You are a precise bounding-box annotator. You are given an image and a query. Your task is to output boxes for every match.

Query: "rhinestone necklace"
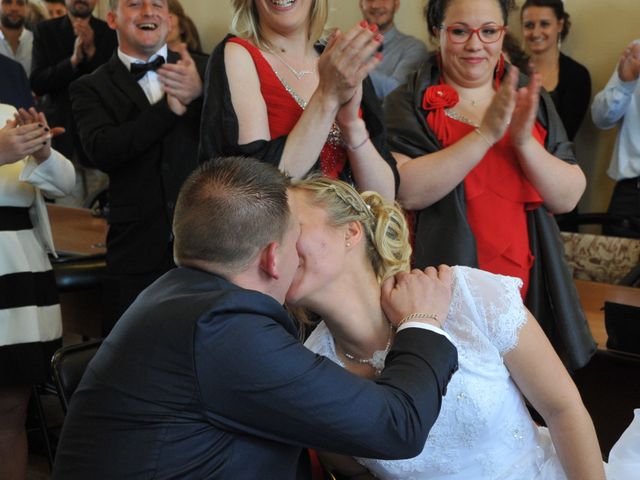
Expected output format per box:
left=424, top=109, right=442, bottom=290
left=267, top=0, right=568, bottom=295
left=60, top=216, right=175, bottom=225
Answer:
left=341, top=323, right=393, bottom=376
left=266, top=47, right=316, bottom=80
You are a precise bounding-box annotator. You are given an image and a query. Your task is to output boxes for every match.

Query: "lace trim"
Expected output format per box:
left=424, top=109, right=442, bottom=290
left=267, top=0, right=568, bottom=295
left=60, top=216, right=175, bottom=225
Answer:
left=453, top=266, right=527, bottom=355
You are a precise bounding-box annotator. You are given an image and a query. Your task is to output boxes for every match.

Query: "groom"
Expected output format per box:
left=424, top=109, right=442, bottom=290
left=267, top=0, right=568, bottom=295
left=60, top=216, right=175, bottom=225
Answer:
left=52, top=157, right=459, bottom=479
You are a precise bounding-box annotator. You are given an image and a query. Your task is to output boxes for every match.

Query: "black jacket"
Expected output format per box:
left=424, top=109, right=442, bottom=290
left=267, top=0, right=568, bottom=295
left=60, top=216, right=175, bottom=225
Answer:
left=53, top=267, right=458, bottom=479
left=30, top=15, right=117, bottom=160
left=69, top=50, right=208, bottom=275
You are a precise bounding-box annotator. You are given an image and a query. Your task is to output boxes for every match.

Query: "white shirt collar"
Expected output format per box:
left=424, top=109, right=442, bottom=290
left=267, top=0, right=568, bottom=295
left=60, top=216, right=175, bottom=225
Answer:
left=117, top=44, right=168, bottom=72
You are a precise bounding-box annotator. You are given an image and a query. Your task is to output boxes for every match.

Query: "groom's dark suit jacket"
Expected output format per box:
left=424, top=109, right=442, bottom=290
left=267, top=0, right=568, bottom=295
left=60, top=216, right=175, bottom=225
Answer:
left=69, top=50, right=207, bottom=276
left=52, top=267, right=459, bottom=479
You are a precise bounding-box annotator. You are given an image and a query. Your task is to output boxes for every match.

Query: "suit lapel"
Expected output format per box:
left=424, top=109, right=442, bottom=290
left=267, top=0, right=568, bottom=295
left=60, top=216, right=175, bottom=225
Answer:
left=107, top=53, right=151, bottom=111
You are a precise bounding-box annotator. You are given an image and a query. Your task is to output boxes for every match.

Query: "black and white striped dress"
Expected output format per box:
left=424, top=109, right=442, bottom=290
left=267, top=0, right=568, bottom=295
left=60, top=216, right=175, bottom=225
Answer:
left=0, top=118, right=75, bottom=385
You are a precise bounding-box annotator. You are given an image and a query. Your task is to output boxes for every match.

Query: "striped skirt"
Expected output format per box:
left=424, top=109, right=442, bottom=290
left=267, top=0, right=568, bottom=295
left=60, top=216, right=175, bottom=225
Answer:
left=0, top=206, right=62, bottom=386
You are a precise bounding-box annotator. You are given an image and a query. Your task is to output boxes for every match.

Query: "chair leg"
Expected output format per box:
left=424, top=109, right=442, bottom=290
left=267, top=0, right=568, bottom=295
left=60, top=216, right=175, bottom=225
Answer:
left=30, top=385, right=55, bottom=470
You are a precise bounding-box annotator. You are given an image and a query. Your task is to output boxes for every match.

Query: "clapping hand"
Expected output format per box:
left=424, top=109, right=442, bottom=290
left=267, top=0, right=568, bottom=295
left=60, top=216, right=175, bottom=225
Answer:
left=381, top=265, right=453, bottom=329
left=73, top=18, right=96, bottom=60
left=478, top=65, right=540, bottom=149
left=0, top=108, right=65, bottom=165
left=71, top=36, right=85, bottom=67
left=618, top=42, right=640, bottom=82
left=317, top=21, right=383, bottom=111
left=508, top=65, right=541, bottom=148
left=0, top=116, right=48, bottom=166
left=157, top=43, right=203, bottom=116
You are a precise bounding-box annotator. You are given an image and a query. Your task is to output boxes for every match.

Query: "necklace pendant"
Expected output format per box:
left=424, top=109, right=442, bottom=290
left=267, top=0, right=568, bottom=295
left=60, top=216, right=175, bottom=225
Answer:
left=370, top=350, right=387, bottom=373
left=293, top=70, right=313, bottom=80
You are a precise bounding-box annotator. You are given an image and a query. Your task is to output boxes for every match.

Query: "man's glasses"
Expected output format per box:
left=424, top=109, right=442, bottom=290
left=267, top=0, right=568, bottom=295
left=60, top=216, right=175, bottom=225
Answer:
left=441, top=24, right=507, bottom=44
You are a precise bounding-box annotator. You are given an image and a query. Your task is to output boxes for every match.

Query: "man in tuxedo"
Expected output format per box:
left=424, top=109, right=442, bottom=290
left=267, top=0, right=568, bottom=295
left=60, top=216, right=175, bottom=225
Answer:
left=30, top=0, right=117, bottom=205
left=69, top=0, right=206, bottom=333
left=52, top=156, right=459, bottom=479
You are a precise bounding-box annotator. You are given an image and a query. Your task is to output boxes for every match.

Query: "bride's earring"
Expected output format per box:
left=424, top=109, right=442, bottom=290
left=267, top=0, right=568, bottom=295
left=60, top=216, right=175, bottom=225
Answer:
left=557, top=33, right=562, bottom=51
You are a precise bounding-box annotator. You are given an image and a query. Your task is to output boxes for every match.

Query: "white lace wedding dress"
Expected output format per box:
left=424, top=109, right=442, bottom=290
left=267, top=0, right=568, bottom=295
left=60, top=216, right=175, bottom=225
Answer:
left=305, top=266, right=639, bottom=480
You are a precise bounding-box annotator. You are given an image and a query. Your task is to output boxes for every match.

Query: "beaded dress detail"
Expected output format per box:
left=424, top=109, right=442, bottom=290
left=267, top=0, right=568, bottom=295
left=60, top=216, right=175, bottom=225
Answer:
left=228, top=37, right=349, bottom=180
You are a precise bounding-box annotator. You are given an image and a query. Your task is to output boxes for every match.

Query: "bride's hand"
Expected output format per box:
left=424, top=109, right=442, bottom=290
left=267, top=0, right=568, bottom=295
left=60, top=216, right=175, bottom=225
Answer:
left=316, top=22, right=382, bottom=109
left=381, top=265, right=453, bottom=329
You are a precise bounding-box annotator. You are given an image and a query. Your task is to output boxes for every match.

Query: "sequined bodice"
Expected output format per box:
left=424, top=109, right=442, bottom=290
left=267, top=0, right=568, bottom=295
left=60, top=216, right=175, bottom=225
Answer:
left=304, top=266, right=567, bottom=480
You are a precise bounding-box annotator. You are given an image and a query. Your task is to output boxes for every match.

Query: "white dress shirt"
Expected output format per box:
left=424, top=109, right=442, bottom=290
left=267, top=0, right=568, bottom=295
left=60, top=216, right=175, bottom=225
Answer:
left=591, top=39, right=640, bottom=181
left=0, top=28, right=33, bottom=74
left=117, top=45, right=168, bottom=105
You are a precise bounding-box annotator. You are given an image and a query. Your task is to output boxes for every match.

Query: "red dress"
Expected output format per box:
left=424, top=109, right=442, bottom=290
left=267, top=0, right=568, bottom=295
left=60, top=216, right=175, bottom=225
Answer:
left=424, top=83, right=546, bottom=297
left=228, top=37, right=347, bottom=179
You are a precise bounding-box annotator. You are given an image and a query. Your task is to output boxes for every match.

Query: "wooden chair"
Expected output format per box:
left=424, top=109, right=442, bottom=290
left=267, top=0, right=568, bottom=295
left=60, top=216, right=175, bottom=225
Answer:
left=561, top=231, right=640, bottom=286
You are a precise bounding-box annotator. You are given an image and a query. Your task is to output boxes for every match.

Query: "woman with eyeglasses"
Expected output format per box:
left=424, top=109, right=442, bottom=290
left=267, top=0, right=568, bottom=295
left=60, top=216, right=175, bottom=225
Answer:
left=521, top=0, right=590, bottom=141
left=385, top=0, right=594, bottom=371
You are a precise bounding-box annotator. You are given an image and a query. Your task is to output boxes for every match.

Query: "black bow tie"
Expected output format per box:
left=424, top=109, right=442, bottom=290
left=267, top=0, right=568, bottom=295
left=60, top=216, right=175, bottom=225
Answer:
left=130, top=56, right=165, bottom=81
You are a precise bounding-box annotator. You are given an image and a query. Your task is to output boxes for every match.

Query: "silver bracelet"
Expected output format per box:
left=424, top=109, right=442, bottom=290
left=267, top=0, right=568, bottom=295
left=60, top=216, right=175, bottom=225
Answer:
left=345, top=130, right=370, bottom=151
left=397, top=312, right=439, bottom=328
left=474, top=128, right=494, bottom=147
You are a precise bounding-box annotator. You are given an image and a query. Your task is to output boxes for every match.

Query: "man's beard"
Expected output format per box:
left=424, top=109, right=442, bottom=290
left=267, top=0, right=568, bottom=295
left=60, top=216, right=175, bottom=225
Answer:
left=0, top=15, right=25, bottom=30
left=68, top=1, right=93, bottom=19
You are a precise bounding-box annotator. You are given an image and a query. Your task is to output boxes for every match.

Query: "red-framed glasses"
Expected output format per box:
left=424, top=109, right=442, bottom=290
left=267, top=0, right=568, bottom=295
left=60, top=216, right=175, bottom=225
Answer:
left=441, top=24, right=507, bottom=44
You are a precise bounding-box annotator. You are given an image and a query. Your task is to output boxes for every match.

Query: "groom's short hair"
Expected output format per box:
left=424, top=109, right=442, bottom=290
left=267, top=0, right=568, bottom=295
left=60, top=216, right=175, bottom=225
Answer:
left=172, top=156, right=291, bottom=273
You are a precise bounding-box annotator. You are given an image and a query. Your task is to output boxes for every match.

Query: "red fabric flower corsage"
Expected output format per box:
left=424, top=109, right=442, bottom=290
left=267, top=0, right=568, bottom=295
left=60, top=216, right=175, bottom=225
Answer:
left=422, top=84, right=459, bottom=111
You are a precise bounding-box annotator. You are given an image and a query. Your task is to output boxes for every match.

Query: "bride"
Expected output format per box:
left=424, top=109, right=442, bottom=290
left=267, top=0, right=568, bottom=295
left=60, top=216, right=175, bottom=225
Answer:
left=286, top=176, right=638, bottom=480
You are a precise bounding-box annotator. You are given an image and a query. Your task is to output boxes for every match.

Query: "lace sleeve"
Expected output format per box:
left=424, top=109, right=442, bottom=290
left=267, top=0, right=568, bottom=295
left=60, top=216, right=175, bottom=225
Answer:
left=457, top=266, right=528, bottom=355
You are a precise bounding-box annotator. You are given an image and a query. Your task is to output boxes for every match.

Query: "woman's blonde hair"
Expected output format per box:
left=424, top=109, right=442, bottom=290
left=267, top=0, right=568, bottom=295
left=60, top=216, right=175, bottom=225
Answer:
left=230, top=0, right=329, bottom=49
left=293, top=176, right=411, bottom=283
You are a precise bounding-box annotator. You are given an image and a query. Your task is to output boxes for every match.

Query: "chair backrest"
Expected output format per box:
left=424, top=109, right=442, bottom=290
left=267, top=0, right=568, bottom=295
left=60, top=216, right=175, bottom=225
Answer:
left=51, top=339, right=102, bottom=413
left=561, top=231, right=640, bottom=284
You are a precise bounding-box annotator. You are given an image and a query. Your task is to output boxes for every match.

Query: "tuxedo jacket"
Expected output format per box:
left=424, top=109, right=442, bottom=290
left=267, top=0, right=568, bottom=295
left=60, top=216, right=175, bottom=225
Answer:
left=30, top=15, right=117, bottom=159
left=52, top=267, right=459, bottom=479
left=69, top=51, right=208, bottom=275
left=0, top=54, right=34, bottom=109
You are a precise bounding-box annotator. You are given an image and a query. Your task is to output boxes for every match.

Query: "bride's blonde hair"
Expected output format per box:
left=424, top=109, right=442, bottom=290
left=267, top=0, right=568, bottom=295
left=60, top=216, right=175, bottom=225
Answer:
left=293, top=176, right=411, bottom=283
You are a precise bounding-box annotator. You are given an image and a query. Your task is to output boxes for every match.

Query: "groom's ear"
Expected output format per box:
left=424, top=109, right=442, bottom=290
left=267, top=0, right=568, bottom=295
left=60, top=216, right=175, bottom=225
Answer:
left=259, top=241, right=281, bottom=280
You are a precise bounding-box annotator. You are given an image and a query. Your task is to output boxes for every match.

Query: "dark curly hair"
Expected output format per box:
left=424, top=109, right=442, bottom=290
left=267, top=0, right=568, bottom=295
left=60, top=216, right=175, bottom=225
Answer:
left=520, top=0, right=571, bottom=40
left=425, top=0, right=517, bottom=38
